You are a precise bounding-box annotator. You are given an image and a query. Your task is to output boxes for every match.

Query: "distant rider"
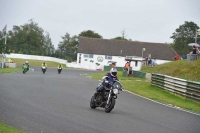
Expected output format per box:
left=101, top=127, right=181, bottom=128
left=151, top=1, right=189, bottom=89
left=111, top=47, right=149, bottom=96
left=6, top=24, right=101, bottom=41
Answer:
left=58, top=63, right=63, bottom=69
left=41, top=62, right=47, bottom=69
left=24, top=61, right=29, bottom=70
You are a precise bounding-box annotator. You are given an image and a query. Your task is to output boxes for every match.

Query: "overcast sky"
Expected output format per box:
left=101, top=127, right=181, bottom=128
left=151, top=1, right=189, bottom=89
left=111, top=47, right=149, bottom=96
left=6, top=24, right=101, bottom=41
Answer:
left=0, top=0, right=200, bottom=48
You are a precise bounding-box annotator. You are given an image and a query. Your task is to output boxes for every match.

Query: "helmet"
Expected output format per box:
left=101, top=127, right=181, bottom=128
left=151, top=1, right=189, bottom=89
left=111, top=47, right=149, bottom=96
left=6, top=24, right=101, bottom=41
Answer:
left=26, top=61, right=28, bottom=63
left=110, top=68, right=117, bottom=77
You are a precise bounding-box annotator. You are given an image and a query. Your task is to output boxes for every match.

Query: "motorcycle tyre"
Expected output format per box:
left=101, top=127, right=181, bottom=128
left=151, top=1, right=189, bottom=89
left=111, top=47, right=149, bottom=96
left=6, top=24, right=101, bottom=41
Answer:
left=105, top=97, right=115, bottom=113
left=90, top=96, right=96, bottom=109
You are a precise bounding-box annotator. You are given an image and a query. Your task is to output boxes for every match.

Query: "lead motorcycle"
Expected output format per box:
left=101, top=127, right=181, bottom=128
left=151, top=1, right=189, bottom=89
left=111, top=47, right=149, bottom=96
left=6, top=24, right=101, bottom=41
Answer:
left=90, top=77, right=123, bottom=113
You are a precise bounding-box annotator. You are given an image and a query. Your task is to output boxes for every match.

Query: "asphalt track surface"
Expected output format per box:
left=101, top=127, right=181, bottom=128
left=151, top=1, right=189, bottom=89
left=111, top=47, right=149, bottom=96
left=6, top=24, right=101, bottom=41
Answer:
left=0, top=67, right=200, bottom=133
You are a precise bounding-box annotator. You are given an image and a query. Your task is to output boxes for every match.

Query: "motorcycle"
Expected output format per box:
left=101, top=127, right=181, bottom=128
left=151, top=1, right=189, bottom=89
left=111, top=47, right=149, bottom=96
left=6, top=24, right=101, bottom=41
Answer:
left=58, top=67, right=62, bottom=74
left=22, top=64, right=29, bottom=74
left=41, top=66, right=47, bottom=74
left=90, top=77, right=123, bottom=113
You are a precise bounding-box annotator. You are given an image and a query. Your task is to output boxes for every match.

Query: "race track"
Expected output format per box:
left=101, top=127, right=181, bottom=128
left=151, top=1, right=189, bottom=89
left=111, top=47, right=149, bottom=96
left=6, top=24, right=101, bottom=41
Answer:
left=0, top=67, right=199, bottom=133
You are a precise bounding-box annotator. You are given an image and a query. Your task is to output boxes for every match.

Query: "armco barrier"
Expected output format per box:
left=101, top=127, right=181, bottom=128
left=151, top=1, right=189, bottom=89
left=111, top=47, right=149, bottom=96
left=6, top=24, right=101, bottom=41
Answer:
left=104, top=66, right=124, bottom=71
left=5, top=53, right=67, bottom=64
left=122, top=69, right=128, bottom=77
left=151, top=73, right=200, bottom=101
left=132, top=70, right=146, bottom=78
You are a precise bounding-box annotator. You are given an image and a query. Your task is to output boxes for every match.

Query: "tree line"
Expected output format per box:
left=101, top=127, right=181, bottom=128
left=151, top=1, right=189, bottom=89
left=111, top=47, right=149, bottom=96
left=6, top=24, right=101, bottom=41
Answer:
left=0, top=20, right=199, bottom=61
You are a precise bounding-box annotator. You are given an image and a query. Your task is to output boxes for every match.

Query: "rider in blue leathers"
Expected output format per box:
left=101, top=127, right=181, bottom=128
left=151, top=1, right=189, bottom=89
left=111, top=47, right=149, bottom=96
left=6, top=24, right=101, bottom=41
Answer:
left=97, top=68, right=118, bottom=92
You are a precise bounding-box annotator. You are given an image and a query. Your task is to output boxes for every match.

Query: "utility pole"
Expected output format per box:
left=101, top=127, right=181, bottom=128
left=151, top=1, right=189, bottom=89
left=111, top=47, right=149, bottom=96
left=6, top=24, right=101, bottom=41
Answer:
left=195, top=29, right=200, bottom=43
left=121, top=29, right=127, bottom=40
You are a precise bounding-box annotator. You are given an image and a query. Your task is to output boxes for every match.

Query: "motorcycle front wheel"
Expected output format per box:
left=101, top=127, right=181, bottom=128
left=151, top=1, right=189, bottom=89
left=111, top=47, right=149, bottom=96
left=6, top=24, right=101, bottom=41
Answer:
left=90, top=96, right=96, bottom=109
left=105, top=97, right=115, bottom=113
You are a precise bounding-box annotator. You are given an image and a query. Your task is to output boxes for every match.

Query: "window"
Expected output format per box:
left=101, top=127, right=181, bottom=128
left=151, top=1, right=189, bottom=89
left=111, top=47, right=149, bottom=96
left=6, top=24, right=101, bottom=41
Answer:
left=105, top=55, right=112, bottom=60
left=84, top=54, right=93, bottom=58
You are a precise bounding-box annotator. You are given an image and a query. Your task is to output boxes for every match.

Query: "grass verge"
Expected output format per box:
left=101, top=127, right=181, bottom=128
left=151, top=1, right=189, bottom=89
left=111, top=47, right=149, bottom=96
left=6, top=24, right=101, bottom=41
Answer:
left=0, top=122, right=23, bottom=133
left=141, top=59, right=200, bottom=82
left=86, top=71, right=200, bottom=113
left=0, top=68, right=21, bottom=74
left=11, top=58, right=66, bottom=68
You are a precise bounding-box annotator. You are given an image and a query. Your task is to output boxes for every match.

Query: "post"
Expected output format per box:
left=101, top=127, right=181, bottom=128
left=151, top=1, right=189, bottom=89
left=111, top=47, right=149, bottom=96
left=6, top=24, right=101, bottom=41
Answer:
left=195, top=29, right=197, bottom=43
left=142, top=48, right=145, bottom=58
left=5, top=33, right=7, bottom=44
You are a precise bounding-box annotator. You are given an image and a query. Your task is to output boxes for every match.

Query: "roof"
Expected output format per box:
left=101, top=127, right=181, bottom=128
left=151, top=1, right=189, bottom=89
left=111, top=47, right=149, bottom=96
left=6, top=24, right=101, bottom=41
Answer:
left=78, top=37, right=178, bottom=61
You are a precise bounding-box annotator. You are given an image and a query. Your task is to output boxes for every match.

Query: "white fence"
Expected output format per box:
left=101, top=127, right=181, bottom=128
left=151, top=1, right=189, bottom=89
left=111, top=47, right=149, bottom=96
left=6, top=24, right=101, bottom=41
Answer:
left=5, top=53, right=67, bottom=64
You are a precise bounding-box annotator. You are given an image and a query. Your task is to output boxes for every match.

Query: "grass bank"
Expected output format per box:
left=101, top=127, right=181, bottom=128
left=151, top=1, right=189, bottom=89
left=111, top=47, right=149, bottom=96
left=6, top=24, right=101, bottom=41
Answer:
left=141, top=59, right=200, bottom=82
left=11, top=58, right=66, bottom=68
left=0, top=68, right=21, bottom=74
left=86, top=71, right=200, bottom=113
left=0, top=122, right=23, bottom=133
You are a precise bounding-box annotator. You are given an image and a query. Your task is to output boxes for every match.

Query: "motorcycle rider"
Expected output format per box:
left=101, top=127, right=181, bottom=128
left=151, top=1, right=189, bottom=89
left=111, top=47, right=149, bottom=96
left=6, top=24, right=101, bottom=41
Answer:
left=41, top=62, right=47, bottom=69
left=96, top=68, right=118, bottom=93
left=58, top=63, right=63, bottom=69
left=58, top=63, right=63, bottom=73
left=23, top=61, right=29, bottom=70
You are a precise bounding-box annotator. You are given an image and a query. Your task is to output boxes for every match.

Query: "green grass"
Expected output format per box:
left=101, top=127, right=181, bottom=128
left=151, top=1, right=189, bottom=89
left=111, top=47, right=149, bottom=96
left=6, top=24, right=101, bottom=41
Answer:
left=11, top=58, right=66, bottom=68
left=0, top=68, right=21, bottom=74
left=0, top=122, right=23, bottom=133
left=141, top=59, right=200, bottom=82
left=86, top=71, right=200, bottom=113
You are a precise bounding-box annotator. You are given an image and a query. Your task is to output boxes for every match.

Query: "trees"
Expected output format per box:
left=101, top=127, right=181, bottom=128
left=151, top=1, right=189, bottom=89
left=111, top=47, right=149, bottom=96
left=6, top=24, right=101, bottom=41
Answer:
left=171, top=21, right=199, bottom=55
left=5, top=20, right=55, bottom=56
left=57, top=33, right=78, bottom=61
left=44, top=32, right=55, bottom=56
left=79, top=30, right=103, bottom=38
left=113, top=36, right=128, bottom=40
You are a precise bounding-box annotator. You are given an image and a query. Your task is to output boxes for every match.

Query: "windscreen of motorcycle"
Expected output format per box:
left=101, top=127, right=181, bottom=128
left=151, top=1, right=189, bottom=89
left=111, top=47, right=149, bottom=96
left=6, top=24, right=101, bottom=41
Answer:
left=112, top=81, right=122, bottom=90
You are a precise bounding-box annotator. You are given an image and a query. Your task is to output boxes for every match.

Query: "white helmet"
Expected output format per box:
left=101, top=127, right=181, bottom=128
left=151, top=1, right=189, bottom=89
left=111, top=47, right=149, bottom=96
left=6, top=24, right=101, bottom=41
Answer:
left=26, top=61, right=28, bottom=63
left=110, top=68, right=117, bottom=77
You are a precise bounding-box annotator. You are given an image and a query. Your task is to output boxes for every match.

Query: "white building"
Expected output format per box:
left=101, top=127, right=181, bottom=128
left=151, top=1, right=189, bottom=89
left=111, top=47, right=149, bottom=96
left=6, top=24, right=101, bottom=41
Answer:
left=76, top=37, right=178, bottom=71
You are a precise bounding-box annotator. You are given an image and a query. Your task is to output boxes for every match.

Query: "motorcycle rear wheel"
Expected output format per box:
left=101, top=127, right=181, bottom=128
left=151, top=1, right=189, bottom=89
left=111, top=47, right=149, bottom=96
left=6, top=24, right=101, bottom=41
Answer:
left=105, top=97, right=115, bottom=113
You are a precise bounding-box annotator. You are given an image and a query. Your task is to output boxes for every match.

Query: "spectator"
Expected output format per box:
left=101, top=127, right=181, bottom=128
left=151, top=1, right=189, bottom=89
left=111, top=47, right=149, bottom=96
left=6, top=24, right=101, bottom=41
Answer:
left=145, top=57, right=148, bottom=66
left=174, top=55, right=179, bottom=61
left=148, top=57, right=152, bottom=66
left=124, top=61, right=130, bottom=71
left=10, top=58, right=13, bottom=63
left=190, top=45, right=200, bottom=54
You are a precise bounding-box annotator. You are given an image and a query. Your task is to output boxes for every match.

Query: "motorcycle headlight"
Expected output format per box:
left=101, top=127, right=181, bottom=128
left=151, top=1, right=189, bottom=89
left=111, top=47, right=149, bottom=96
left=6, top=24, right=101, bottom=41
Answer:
left=113, top=89, right=119, bottom=95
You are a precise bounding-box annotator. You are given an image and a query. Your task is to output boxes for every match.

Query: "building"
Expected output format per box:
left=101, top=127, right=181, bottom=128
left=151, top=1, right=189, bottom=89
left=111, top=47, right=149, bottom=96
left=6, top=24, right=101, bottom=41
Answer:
left=77, top=37, right=178, bottom=71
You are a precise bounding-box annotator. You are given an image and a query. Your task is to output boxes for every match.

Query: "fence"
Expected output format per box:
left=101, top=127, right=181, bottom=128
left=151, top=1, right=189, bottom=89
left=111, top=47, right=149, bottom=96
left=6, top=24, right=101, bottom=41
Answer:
left=5, top=53, right=67, bottom=64
left=187, top=54, right=199, bottom=61
left=104, top=66, right=124, bottom=71
left=151, top=73, right=200, bottom=101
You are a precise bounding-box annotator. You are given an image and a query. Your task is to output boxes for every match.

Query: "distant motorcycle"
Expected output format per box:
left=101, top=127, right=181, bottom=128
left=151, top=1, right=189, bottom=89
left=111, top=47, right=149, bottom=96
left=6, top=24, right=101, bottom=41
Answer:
left=90, top=78, right=123, bottom=113
left=58, top=67, right=62, bottom=74
left=41, top=66, right=47, bottom=74
left=22, top=64, right=29, bottom=74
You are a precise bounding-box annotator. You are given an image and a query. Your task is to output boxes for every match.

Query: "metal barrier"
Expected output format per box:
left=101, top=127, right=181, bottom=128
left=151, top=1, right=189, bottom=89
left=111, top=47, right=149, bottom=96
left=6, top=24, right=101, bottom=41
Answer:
left=132, top=70, right=146, bottom=78
left=122, top=69, right=128, bottom=77
left=187, top=54, right=199, bottom=61
left=151, top=73, right=200, bottom=101
left=104, top=66, right=124, bottom=71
